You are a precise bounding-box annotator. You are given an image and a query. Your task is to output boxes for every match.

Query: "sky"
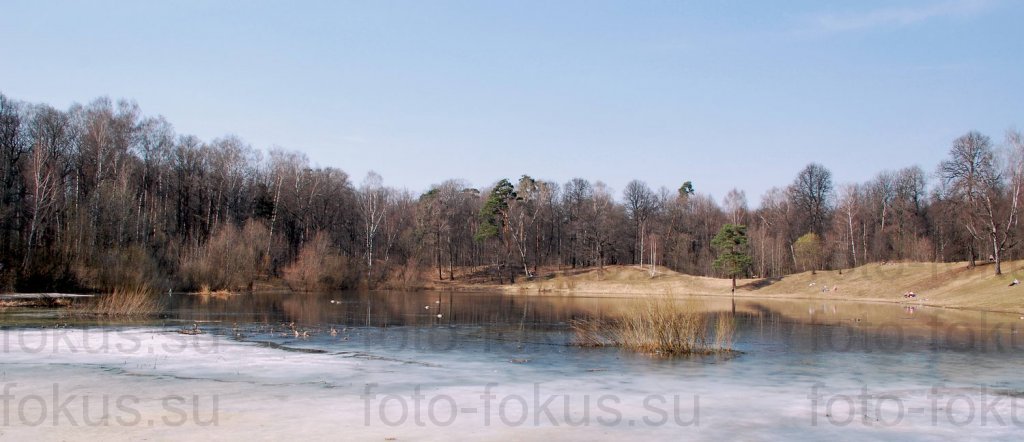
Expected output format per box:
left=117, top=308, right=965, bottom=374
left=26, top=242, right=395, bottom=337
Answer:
left=1, top=0, right=1022, bottom=205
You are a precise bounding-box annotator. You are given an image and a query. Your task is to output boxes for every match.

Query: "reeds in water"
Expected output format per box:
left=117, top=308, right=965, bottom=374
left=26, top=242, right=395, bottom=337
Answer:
left=196, top=284, right=234, bottom=299
left=77, top=284, right=163, bottom=316
left=572, top=297, right=735, bottom=356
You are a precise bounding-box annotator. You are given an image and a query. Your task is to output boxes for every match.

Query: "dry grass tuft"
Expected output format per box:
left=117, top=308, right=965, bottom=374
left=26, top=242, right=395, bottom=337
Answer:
left=714, top=312, right=735, bottom=350
left=569, top=318, right=617, bottom=347
left=1, top=297, right=73, bottom=309
left=77, top=284, right=163, bottom=316
left=561, top=276, right=578, bottom=290
left=571, top=297, right=735, bottom=356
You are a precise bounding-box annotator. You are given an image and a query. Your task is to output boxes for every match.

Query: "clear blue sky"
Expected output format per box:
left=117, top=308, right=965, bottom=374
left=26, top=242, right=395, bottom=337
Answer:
left=2, top=0, right=1021, bottom=204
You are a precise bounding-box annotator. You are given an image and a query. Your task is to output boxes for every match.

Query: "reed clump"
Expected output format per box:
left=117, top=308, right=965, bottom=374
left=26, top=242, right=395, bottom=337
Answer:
left=571, top=297, right=735, bottom=356
left=196, top=284, right=234, bottom=299
left=77, top=284, right=163, bottom=316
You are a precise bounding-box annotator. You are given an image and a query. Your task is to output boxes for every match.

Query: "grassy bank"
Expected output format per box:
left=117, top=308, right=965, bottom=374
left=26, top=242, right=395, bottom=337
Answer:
left=436, top=261, right=1024, bottom=314
left=7, top=261, right=1021, bottom=315
left=747, top=261, right=1024, bottom=313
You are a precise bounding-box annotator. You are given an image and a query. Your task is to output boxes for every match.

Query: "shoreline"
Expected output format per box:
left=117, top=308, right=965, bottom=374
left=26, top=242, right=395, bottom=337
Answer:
left=430, top=284, right=1018, bottom=315
left=5, top=261, right=1023, bottom=315
left=417, top=261, right=1024, bottom=315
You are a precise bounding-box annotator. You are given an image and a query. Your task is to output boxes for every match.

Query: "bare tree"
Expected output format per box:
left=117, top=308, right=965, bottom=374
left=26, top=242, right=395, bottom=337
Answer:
left=22, top=141, right=59, bottom=269
left=835, top=184, right=862, bottom=268
left=790, top=163, right=834, bottom=237
left=508, top=175, right=549, bottom=277
left=585, top=182, right=619, bottom=274
left=722, top=188, right=748, bottom=225
left=0, top=95, right=26, bottom=259
left=562, top=178, right=592, bottom=268
left=751, top=187, right=793, bottom=277
left=940, top=133, right=992, bottom=267
left=623, top=179, right=657, bottom=268
left=939, top=131, right=1020, bottom=275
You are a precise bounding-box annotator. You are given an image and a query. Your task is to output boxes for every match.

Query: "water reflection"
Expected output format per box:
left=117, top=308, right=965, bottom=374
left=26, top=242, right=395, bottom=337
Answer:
left=170, top=291, right=583, bottom=328
left=2, top=291, right=1022, bottom=356
left=156, top=291, right=1024, bottom=355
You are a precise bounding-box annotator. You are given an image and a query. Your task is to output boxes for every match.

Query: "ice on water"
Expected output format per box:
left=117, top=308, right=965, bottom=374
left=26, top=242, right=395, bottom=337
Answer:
left=2, top=297, right=1023, bottom=440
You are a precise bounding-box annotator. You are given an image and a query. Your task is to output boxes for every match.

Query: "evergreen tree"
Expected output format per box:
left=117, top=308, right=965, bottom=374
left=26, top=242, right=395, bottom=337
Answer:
left=712, top=223, right=753, bottom=294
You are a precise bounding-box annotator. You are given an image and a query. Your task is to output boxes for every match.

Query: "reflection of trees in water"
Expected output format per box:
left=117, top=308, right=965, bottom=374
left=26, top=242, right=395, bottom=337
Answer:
left=740, top=300, right=1023, bottom=353
left=165, top=292, right=1023, bottom=353
left=168, top=291, right=641, bottom=328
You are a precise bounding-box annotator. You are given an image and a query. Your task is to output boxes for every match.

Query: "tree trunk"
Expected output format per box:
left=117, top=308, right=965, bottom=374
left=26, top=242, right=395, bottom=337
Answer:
left=847, top=209, right=857, bottom=268
left=436, top=228, right=442, bottom=280
left=447, top=240, right=455, bottom=281
left=266, top=176, right=282, bottom=268
left=23, top=205, right=40, bottom=270
left=992, top=232, right=1002, bottom=275
left=638, top=222, right=644, bottom=268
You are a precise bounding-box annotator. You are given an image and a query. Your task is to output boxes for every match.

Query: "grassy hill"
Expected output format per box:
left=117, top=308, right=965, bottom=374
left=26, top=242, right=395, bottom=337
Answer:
left=467, top=261, right=1024, bottom=314
left=507, top=265, right=734, bottom=296
left=749, top=260, right=1024, bottom=313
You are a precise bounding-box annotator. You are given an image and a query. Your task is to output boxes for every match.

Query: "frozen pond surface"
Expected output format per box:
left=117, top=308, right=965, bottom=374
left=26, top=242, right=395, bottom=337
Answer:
left=2, top=291, right=1024, bottom=440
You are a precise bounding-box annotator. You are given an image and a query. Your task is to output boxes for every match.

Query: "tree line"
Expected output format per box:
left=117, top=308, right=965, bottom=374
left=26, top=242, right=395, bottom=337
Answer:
left=0, top=93, right=1021, bottom=292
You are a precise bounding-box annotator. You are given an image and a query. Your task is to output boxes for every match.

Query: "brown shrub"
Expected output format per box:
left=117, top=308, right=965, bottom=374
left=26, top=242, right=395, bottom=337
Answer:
left=379, top=260, right=426, bottom=290
left=179, top=220, right=269, bottom=291
left=282, top=231, right=349, bottom=292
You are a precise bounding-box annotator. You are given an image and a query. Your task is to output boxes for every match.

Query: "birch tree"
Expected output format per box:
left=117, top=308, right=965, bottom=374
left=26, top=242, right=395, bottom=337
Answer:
left=358, top=171, right=389, bottom=275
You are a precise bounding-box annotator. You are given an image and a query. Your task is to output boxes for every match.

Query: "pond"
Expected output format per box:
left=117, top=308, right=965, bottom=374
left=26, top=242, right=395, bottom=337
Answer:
left=2, top=291, right=1023, bottom=440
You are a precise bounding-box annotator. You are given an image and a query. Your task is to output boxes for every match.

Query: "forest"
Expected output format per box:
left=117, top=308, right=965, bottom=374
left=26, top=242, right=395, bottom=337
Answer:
left=0, top=92, right=1021, bottom=292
